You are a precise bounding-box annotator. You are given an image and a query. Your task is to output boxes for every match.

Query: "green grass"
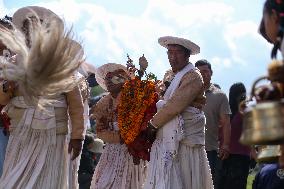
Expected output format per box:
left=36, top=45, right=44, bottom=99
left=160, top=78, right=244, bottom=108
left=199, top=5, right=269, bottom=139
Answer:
left=247, top=174, right=255, bottom=189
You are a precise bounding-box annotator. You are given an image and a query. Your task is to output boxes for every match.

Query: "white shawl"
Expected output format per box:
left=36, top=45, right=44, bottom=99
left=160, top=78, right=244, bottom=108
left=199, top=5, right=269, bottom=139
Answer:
left=156, top=63, right=195, bottom=164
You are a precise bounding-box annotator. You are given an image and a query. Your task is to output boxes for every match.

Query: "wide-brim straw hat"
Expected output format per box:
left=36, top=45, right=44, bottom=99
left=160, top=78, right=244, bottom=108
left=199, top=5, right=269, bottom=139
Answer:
left=89, top=138, right=104, bottom=154
left=158, top=36, right=200, bottom=55
left=95, top=63, right=127, bottom=91
left=12, top=6, right=63, bottom=30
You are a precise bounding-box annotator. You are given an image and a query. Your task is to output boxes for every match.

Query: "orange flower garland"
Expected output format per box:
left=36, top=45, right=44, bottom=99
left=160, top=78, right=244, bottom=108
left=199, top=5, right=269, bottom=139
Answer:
left=118, top=77, right=158, bottom=144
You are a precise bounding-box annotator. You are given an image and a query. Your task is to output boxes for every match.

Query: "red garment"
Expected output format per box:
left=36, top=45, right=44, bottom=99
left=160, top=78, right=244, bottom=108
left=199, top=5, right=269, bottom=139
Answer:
left=0, top=105, right=10, bottom=131
left=229, top=112, right=250, bottom=156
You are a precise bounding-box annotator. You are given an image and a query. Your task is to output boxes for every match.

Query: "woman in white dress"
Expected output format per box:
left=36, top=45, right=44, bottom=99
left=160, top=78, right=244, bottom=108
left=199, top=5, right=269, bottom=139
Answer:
left=90, top=63, right=146, bottom=189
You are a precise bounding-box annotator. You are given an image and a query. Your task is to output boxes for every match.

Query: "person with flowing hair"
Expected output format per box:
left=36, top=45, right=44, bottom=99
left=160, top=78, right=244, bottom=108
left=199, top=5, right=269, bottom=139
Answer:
left=0, top=6, right=85, bottom=188
left=218, top=82, right=252, bottom=189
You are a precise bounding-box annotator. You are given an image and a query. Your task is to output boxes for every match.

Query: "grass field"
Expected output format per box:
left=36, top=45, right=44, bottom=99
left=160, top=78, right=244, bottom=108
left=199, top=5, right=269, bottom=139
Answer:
left=247, top=174, right=255, bottom=189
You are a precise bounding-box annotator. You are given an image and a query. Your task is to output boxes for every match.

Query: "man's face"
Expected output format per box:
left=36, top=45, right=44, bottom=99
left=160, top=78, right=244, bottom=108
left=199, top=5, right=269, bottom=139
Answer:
left=196, top=65, right=212, bottom=86
left=105, top=69, right=128, bottom=94
left=167, top=44, right=189, bottom=73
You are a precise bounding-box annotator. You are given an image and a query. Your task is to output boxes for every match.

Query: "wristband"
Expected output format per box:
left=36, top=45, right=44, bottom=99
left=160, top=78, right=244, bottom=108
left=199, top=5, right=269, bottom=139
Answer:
left=149, top=120, right=158, bottom=129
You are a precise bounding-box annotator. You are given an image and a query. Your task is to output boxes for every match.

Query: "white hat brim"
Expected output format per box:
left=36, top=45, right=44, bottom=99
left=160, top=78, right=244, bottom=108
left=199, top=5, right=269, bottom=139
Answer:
left=89, top=138, right=104, bottom=153
left=12, top=6, right=63, bottom=30
left=158, top=36, right=200, bottom=55
left=95, top=63, right=127, bottom=91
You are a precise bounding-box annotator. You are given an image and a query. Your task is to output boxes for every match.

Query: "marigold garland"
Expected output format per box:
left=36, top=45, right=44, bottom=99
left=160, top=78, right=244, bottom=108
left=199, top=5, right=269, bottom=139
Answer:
left=117, top=77, right=158, bottom=145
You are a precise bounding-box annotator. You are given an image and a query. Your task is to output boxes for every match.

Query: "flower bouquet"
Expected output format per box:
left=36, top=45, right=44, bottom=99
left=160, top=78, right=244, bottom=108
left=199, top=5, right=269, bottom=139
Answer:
left=117, top=54, right=158, bottom=164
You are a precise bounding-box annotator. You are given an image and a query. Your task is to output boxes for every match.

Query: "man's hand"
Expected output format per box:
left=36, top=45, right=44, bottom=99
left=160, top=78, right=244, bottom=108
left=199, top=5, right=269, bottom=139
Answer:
left=219, top=114, right=231, bottom=160
left=155, top=80, right=165, bottom=94
left=219, top=144, right=230, bottom=160
left=68, top=139, right=83, bottom=160
left=144, top=122, right=158, bottom=143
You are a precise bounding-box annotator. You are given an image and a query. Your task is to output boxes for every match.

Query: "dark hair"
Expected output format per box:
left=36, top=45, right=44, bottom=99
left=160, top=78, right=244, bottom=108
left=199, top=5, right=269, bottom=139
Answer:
left=263, top=0, right=284, bottom=58
left=0, top=15, right=12, bottom=29
left=229, top=82, right=246, bottom=119
left=213, top=83, right=221, bottom=89
left=183, top=47, right=191, bottom=56
left=259, top=18, right=273, bottom=43
left=195, top=59, right=213, bottom=74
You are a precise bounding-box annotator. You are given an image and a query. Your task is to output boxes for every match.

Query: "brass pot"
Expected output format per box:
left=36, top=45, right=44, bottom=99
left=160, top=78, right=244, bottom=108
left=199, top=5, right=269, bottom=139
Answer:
left=240, top=101, right=284, bottom=145
left=240, top=76, right=284, bottom=145
left=257, top=145, right=281, bottom=163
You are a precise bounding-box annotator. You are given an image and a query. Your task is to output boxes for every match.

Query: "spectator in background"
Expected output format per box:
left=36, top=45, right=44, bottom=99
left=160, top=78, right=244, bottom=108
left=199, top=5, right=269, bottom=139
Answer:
left=195, top=59, right=231, bottom=188
left=90, top=138, right=104, bottom=168
left=78, top=134, right=103, bottom=189
left=218, top=82, right=252, bottom=189
left=253, top=163, right=284, bottom=189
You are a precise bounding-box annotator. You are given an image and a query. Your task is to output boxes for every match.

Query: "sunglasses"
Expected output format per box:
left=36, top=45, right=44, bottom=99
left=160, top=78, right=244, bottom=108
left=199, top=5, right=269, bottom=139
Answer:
left=105, top=74, right=128, bottom=85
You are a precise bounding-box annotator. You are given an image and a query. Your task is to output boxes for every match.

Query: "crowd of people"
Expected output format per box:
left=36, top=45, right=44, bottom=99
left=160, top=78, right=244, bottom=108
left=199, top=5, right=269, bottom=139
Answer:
left=0, top=0, right=284, bottom=189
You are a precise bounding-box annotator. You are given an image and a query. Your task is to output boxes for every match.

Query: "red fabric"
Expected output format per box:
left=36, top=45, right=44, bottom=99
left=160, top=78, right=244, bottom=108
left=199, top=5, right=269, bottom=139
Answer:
left=229, top=112, right=250, bottom=156
left=126, top=95, right=158, bottom=164
left=0, top=105, right=10, bottom=131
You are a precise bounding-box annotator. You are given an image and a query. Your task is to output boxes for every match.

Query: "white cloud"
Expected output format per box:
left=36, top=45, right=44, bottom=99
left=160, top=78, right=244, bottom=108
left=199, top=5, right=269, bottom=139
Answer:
left=145, top=0, right=234, bottom=28
left=1, top=0, right=268, bottom=83
left=211, top=57, right=232, bottom=69
left=75, top=0, right=238, bottom=77
left=223, top=20, right=270, bottom=65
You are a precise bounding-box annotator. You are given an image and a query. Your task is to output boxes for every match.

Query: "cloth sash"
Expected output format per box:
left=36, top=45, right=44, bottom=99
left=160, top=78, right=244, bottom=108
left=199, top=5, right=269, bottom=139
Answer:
left=145, top=64, right=207, bottom=189
left=6, top=96, right=67, bottom=131
left=156, top=63, right=204, bottom=163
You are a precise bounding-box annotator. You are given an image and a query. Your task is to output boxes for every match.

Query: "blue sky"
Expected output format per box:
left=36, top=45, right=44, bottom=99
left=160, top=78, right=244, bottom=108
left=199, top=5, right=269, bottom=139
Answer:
left=0, top=0, right=273, bottom=95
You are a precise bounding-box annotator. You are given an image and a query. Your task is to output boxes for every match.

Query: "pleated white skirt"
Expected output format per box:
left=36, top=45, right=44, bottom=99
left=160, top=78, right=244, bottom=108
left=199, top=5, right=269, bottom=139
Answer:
left=0, top=128, right=69, bottom=189
left=91, top=143, right=147, bottom=189
left=144, top=141, right=213, bottom=189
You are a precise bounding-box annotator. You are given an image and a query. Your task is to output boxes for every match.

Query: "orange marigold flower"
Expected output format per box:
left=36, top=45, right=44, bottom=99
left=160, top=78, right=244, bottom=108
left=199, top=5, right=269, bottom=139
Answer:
left=118, top=78, right=158, bottom=144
